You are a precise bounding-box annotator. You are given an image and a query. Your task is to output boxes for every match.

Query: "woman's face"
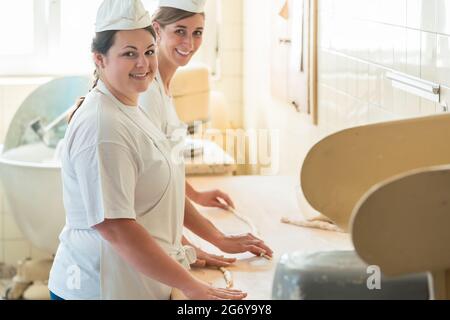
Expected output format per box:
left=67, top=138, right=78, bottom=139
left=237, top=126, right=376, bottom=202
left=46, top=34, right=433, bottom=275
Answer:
left=95, top=29, right=157, bottom=105
left=155, top=13, right=205, bottom=68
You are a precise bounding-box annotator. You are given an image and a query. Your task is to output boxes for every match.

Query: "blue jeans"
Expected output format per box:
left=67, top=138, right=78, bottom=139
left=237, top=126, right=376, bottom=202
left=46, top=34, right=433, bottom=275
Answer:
left=49, top=291, right=64, bottom=300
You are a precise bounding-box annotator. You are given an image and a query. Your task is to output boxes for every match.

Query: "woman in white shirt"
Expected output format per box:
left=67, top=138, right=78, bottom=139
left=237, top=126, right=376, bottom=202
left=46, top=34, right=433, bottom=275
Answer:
left=140, top=0, right=273, bottom=269
left=141, top=1, right=235, bottom=213
left=48, top=0, right=249, bottom=300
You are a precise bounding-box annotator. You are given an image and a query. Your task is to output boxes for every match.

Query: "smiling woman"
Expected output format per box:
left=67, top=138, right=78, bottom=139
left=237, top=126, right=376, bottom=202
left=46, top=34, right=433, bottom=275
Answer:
left=67, top=26, right=157, bottom=123
left=93, top=29, right=158, bottom=105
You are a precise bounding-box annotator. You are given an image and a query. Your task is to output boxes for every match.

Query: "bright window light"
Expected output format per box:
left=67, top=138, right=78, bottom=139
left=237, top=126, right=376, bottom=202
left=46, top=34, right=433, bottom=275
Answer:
left=57, top=0, right=104, bottom=74
left=0, top=0, right=218, bottom=76
left=0, top=0, right=34, bottom=55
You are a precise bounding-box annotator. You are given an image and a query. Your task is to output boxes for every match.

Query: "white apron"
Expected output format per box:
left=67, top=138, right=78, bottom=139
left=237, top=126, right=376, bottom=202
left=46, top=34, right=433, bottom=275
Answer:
left=96, top=85, right=195, bottom=300
left=140, top=70, right=189, bottom=140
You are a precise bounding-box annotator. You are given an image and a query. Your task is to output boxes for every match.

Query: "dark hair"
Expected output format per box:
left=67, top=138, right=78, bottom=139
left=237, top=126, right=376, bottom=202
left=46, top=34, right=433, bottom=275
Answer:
left=68, top=25, right=157, bottom=123
left=152, top=7, right=204, bottom=27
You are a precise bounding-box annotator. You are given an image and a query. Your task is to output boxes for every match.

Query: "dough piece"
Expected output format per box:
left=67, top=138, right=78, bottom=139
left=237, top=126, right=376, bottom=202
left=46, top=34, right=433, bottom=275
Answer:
left=308, top=213, right=334, bottom=224
left=227, top=206, right=259, bottom=236
left=281, top=217, right=343, bottom=232
left=259, top=252, right=272, bottom=260
left=219, top=267, right=233, bottom=288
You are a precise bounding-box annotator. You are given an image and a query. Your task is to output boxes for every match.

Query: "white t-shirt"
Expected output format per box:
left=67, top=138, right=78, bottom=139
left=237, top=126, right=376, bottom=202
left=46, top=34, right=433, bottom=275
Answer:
left=139, top=71, right=188, bottom=140
left=48, top=80, right=188, bottom=300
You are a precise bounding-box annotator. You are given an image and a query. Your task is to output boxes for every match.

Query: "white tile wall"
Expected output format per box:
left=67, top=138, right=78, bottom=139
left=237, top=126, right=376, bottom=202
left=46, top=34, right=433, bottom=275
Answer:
left=421, top=32, right=438, bottom=82
left=243, top=0, right=449, bottom=177
left=317, top=0, right=447, bottom=130
left=406, top=29, right=421, bottom=77
left=210, top=0, right=243, bottom=128
left=421, top=98, right=438, bottom=114
left=243, top=0, right=450, bottom=183
left=407, top=0, right=423, bottom=29
left=368, top=65, right=382, bottom=106
left=368, top=104, right=399, bottom=123
left=436, top=0, right=450, bottom=34
left=220, top=51, right=243, bottom=77
left=221, top=0, right=243, bottom=25
left=436, top=34, right=450, bottom=87
left=0, top=89, right=3, bottom=143
left=407, top=0, right=437, bottom=32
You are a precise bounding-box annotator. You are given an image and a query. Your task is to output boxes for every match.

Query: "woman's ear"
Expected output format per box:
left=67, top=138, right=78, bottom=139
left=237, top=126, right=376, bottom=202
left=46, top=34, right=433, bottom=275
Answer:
left=93, top=52, right=105, bottom=69
left=152, top=22, right=162, bottom=44
left=152, top=21, right=161, bottom=35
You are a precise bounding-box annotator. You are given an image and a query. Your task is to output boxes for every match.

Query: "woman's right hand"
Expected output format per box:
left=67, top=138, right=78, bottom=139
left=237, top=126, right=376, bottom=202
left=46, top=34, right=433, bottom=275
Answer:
left=181, top=279, right=247, bottom=300
left=190, top=247, right=237, bottom=268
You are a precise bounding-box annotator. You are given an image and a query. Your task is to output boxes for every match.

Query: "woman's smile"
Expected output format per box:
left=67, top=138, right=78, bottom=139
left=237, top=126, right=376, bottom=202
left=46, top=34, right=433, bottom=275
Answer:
left=175, top=48, right=192, bottom=57
left=129, top=71, right=151, bottom=80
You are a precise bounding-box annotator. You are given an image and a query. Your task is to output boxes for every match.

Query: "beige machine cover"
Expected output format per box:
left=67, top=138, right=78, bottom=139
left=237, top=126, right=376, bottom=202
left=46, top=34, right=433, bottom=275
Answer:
left=171, top=64, right=210, bottom=124
left=301, top=113, right=450, bottom=231
left=300, top=113, right=450, bottom=299
left=351, top=165, right=450, bottom=299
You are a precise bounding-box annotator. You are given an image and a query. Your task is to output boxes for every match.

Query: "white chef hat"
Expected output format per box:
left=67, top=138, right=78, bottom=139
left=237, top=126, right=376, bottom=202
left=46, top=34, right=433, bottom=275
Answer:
left=95, top=0, right=152, bottom=32
left=158, top=0, right=206, bottom=13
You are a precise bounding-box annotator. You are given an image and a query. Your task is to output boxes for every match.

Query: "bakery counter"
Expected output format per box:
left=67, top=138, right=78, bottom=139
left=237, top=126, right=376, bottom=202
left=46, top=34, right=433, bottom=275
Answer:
left=179, top=175, right=352, bottom=299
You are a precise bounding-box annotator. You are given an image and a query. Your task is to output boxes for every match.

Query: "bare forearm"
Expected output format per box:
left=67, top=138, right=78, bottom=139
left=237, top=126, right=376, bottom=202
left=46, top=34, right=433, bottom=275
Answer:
left=185, top=181, right=198, bottom=201
left=184, top=197, right=225, bottom=245
left=95, top=219, right=194, bottom=291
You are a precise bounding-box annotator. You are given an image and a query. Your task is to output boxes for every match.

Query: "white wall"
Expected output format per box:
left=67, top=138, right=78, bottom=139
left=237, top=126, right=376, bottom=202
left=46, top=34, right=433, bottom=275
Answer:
left=242, top=0, right=448, bottom=178
left=243, top=0, right=323, bottom=176
left=212, top=0, right=244, bottom=128
left=318, top=0, right=448, bottom=132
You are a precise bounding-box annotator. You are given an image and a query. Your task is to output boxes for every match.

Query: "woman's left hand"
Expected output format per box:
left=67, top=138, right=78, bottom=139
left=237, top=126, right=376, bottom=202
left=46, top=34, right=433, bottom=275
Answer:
left=193, top=189, right=235, bottom=210
left=217, top=233, right=273, bottom=258
left=190, top=247, right=237, bottom=268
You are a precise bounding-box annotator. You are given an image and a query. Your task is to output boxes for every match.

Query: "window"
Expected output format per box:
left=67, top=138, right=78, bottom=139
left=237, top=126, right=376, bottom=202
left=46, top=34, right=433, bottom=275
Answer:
left=0, top=0, right=48, bottom=75
left=0, top=0, right=35, bottom=55
left=0, top=0, right=220, bottom=77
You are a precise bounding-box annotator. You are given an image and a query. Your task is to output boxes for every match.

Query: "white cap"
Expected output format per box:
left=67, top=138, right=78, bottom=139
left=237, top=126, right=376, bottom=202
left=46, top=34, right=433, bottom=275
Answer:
left=158, top=0, right=206, bottom=13
left=95, top=0, right=152, bottom=32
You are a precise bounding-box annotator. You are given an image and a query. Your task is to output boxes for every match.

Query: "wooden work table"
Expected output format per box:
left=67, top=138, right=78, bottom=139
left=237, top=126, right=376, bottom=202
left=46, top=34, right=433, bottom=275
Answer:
left=183, top=175, right=353, bottom=300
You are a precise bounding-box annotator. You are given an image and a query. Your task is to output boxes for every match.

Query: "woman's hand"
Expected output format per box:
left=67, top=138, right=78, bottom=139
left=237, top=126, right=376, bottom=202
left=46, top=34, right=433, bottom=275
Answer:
left=181, top=279, right=247, bottom=300
left=191, top=189, right=235, bottom=210
left=217, top=233, right=274, bottom=258
left=190, top=247, right=237, bottom=268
